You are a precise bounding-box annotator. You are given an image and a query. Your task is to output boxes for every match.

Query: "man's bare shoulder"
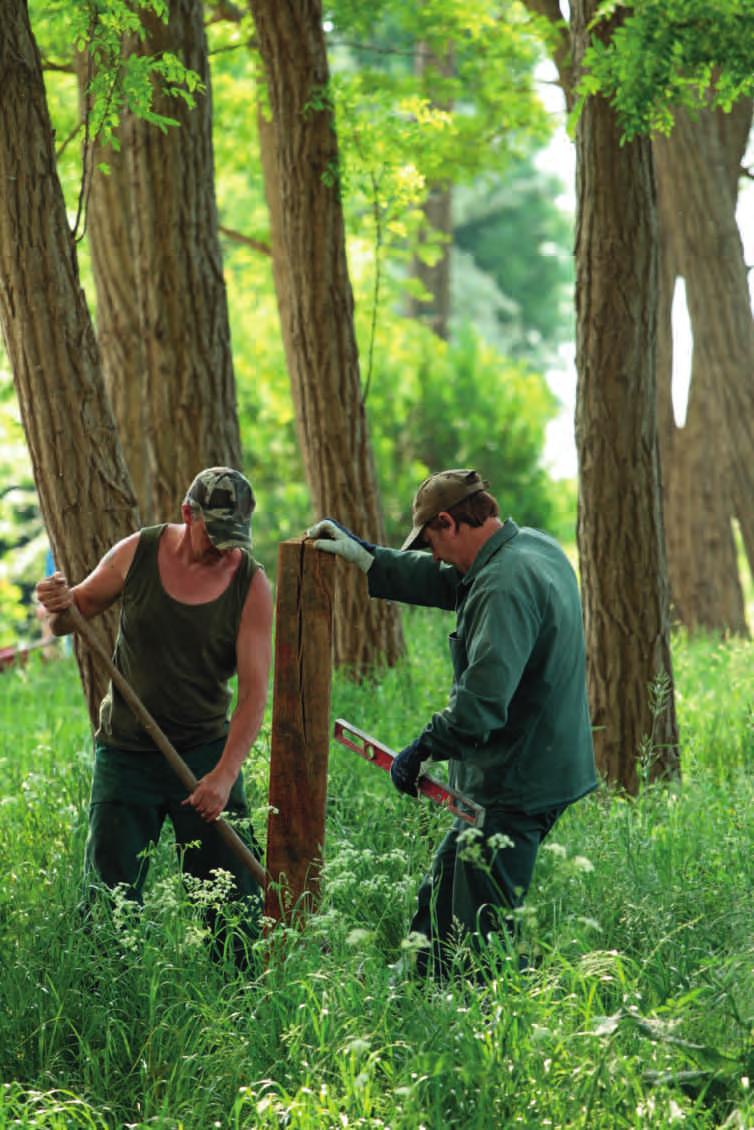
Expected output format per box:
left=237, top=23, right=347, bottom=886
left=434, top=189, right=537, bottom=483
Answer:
left=240, top=565, right=273, bottom=622
left=100, top=531, right=142, bottom=582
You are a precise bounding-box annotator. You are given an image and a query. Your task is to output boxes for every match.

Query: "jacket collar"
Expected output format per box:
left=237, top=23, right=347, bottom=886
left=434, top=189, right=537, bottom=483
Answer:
left=460, top=518, right=519, bottom=586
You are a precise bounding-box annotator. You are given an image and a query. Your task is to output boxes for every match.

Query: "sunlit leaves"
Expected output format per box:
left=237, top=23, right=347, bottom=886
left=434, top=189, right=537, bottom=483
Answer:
left=575, top=0, right=754, bottom=141
left=31, top=0, right=204, bottom=144
left=325, top=0, right=551, bottom=258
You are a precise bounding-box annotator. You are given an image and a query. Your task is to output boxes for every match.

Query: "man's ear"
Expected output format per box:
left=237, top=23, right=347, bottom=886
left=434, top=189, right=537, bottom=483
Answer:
left=435, top=511, right=454, bottom=532
left=181, top=502, right=194, bottom=525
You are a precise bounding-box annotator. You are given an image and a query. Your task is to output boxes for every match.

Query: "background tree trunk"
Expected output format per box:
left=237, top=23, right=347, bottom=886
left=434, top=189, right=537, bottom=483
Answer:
left=655, top=211, right=746, bottom=635
left=250, top=0, right=405, bottom=673
left=0, top=0, right=139, bottom=722
left=129, top=0, right=241, bottom=523
left=76, top=62, right=154, bottom=521
left=572, top=0, right=679, bottom=791
left=408, top=42, right=453, bottom=340
left=653, top=102, right=753, bottom=635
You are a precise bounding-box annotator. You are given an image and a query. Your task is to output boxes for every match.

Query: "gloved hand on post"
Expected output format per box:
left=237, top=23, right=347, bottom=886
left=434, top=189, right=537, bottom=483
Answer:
left=307, top=519, right=375, bottom=574
left=390, top=737, right=429, bottom=797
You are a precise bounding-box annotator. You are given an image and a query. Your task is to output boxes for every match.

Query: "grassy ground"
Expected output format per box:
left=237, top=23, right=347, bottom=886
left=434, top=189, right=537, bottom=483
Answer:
left=0, top=612, right=752, bottom=1128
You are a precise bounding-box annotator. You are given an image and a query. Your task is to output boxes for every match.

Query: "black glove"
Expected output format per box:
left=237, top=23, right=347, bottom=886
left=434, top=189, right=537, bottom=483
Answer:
left=390, top=738, right=427, bottom=797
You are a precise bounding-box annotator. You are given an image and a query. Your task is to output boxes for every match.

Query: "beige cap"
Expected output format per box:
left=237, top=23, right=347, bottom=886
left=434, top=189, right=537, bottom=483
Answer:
left=401, top=469, right=489, bottom=551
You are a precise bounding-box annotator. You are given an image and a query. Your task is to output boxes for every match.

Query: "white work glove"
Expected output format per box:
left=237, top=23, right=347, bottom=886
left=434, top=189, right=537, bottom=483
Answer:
left=307, top=519, right=375, bottom=573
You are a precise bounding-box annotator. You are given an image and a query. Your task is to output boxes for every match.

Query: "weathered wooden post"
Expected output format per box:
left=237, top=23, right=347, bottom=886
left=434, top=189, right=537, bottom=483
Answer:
left=265, top=537, right=335, bottom=923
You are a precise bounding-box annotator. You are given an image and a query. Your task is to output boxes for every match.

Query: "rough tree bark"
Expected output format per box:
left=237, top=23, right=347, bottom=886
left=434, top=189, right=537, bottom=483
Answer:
left=250, top=0, right=405, bottom=673
left=129, top=0, right=241, bottom=523
left=655, top=199, right=746, bottom=636
left=572, top=0, right=679, bottom=790
left=0, top=0, right=139, bottom=722
left=654, top=103, right=754, bottom=630
left=76, top=66, right=153, bottom=521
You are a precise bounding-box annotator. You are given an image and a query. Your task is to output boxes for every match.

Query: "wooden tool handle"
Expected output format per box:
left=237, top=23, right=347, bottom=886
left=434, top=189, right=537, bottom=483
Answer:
left=67, top=602, right=266, bottom=888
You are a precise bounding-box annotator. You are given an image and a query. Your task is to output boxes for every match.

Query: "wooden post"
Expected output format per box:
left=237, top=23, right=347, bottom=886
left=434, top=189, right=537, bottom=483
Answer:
left=265, top=537, right=335, bottom=922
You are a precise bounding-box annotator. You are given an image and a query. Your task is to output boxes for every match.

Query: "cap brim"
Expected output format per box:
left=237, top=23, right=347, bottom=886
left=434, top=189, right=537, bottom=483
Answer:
left=400, top=525, right=427, bottom=552
left=205, top=519, right=251, bottom=551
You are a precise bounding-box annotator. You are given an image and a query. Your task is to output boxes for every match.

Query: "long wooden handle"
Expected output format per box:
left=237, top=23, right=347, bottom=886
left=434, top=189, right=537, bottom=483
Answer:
left=67, top=603, right=266, bottom=888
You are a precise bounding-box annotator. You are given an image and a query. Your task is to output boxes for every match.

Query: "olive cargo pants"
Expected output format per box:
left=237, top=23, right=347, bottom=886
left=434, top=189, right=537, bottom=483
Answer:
left=84, top=739, right=262, bottom=954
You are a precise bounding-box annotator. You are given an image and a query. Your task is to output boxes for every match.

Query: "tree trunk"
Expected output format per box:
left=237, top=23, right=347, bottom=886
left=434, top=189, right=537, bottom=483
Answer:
left=408, top=42, right=453, bottom=340
left=410, top=183, right=453, bottom=340
left=129, top=0, right=241, bottom=523
left=655, top=186, right=747, bottom=636
left=250, top=0, right=405, bottom=673
left=0, top=0, right=139, bottom=722
left=572, top=0, right=679, bottom=791
left=653, top=104, right=752, bottom=636
left=76, top=58, right=154, bottom=521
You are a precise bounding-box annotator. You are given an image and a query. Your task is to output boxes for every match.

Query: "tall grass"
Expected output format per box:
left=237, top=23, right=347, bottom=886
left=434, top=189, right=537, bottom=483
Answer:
left=0, top=613, right=752, bottom=1128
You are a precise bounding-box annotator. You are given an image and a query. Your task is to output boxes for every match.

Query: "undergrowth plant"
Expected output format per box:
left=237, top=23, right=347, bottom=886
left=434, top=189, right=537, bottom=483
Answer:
left=0, top=612, right=752, bottom=1128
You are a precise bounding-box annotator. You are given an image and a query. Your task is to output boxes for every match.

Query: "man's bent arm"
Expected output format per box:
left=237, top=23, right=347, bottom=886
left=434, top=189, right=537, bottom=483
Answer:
left=185, top=568, right=273, bottom=822
left=367, top=546, right=459, bottom=609
left=35, top=535, right=140, bottom=635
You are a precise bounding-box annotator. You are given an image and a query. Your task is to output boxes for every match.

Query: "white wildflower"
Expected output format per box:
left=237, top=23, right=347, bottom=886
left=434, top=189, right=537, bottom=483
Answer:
left=572, top=855, right=594, bottom=873
left=487, top=832, right=514, bottom=852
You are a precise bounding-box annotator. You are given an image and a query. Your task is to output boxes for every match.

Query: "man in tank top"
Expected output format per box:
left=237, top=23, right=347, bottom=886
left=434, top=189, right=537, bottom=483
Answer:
left=36, top=468, right=273, bottom=957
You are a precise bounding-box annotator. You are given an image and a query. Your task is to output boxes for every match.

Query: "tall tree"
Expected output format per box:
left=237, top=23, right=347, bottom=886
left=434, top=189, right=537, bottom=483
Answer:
left=654, top=103, right=754, bottom=635
left=127, top=0, right=242, bottom=523
left=651, top=102, right=750, bottom=641
left=523, top=0, right=679, bottom=788
left=0, top=0, right=139, bottom=721
left=80, top=97, right=153, bottom=520
left=249, top=0, right=404, bottom=672
left=408, top=41, right=454, bottom=340
left=572, top=0, right=680, bottom=789
left=570, top=0, right=754, bottom=630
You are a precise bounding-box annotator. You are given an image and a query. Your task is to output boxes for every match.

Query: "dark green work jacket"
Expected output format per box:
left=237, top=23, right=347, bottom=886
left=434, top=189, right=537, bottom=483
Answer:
left=367, top=520, right=597, bottom=813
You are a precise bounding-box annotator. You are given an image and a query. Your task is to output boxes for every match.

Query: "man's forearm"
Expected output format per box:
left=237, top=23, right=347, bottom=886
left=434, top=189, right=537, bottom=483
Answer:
left=367, top=546, right=458, bottom=609
left=216, top=694, right=266, bottom=780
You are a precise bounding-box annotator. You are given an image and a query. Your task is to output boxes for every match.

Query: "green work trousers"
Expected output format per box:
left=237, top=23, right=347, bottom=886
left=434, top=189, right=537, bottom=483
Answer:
left=84, top=739, right=262, bottom=939
left=410, top=804, right=564, bottom=979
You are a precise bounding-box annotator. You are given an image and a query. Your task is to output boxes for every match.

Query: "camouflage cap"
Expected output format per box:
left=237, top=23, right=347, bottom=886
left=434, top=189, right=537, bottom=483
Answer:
left=401, top=469, right=488, bottom=551
left=185, top=467, right=255, bottom=550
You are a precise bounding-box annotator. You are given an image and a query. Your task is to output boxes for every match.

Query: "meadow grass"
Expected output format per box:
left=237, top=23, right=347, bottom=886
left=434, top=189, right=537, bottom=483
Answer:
left=0, top=612, right=752, bottom=1128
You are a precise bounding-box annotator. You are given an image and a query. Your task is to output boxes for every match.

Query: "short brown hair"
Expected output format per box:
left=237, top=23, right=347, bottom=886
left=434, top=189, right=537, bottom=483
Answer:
left=426, top=489, right=499, bottom=534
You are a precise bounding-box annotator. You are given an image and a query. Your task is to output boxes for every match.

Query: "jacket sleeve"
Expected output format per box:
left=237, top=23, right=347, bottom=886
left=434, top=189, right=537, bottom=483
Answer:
left=420, top=577, right=544, bottom=761
left=367, top=546, right=460, bottom=610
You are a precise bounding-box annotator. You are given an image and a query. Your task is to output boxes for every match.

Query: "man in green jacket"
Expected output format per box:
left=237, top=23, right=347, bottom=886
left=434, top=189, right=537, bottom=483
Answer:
left=309, top=469, right=596, bottom=977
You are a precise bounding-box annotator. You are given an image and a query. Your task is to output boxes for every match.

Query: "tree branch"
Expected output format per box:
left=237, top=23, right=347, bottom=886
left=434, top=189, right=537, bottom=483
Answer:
left=205, top=1, right=244, bottom=24
left=521, top=0, right=575, bottom=108
left=55, top=121, right=84, bottom=161
left=218, top=226, right=271, bottom=256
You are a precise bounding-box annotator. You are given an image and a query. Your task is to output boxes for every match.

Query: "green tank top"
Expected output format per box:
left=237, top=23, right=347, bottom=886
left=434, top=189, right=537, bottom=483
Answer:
left=97, top=525, right=258, bottom=752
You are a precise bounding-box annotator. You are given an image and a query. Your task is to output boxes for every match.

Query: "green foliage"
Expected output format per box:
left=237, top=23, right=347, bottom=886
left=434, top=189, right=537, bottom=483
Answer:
left=0, top=628, right=752, bottom=1126
left=32, top=0, right=204, bottom=146
left=361, top=316, right=559, bottom=542
left=453, top=158, right=575, bottom=366
left=325, top=1, right=553, bottom=289
left=0, top=378, right=46, bottom=646
left=226, top=274, right=562, bottom=556
left=574, top=0, right=754, bottom=140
